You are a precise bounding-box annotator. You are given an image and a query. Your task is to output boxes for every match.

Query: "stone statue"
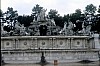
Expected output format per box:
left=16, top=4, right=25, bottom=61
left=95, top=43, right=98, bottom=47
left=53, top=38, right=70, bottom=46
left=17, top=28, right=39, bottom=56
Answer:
left=67, top=21, right=74, bottom=35
left=59, top=22, right=67, bottom=34
left=37, top=9, right=47, bottom=21
left=1, top=22, right=7, bottom=36
left=59, top=21, right=74, bottom=35
left=51, top=18, right=56, bottom=26
left=19, top=24, right=27, bottom=35
left=85, top=25, right=91, bottom=35
left=14, top=21, right=21, bottom=34
left=78, top=21, right=86, bottom=35
left=14, top=22, right=26, bottom=35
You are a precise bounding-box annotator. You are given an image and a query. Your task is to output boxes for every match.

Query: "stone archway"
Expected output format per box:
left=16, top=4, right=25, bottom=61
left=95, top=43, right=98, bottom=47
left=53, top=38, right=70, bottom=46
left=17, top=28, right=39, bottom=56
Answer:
left=39, top=25, right=47, bottom=36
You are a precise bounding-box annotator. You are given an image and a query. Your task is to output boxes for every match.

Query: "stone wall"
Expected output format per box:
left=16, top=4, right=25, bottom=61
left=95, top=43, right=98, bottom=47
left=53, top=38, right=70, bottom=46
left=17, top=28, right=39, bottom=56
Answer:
left=1, top=36, right=91, bottom=50
left=1, top=36, right=100, bottom=63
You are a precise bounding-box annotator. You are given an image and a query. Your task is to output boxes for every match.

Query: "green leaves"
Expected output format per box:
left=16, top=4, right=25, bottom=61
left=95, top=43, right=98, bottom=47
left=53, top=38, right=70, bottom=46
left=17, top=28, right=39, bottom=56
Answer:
left=48, top=9, right=58, bottom=19
left=85, top=4, right=97, bottom=14
left=0, top=9, right=3, bottom=17
left=97, top=5, right=100, bottom=13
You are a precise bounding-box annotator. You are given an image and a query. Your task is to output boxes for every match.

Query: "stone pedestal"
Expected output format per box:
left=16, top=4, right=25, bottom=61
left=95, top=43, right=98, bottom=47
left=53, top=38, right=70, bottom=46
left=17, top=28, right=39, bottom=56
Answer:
left=40, top=52, right=46, bottom=64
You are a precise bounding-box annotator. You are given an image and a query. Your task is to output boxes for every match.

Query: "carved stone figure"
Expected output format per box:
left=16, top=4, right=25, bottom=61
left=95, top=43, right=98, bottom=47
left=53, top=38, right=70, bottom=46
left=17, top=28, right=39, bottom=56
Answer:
left=59, top=21, right=74, bottom=35
left=51, top=18, right=56, bottom=26
left=85, top=25, right=91, bottom=35
left=67, top=21, right=74, bottom=35
left=59, top=22, right=67, bottom=34
left=37, top=9, right=47, bottom=21
left=1, top=22, right=7, bottom=36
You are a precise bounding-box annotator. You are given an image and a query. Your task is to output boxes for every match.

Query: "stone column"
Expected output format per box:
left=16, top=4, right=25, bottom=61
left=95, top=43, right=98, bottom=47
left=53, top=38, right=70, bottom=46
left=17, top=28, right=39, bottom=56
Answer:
left=16, top=39, right=19, bottom=49
left=35, top=38, right=38, bottom=49
left=31, top=38, right=34, bottom=49
left=68, top=38, right=71, bottom=49
left=1, top=40, right=4, bottom=49
left=53, top=38, right=56, bottom=49
left=85, top=38, right=88, bottom=49
left=49, top=38, right=52, bottom=49
left=87, top=38, right=90, bottom=49
left=70, top=38, right=74, bottom=49
left=83, top=39, right=86, bottom=49
left=67, top=38, right=71, bottom=49
left=13, top=39, right=16, bottom=49
left=94, top=34, right=100, bottom=49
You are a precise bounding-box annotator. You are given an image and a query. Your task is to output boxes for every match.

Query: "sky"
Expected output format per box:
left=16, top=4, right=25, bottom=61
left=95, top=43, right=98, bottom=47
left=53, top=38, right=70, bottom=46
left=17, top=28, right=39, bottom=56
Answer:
left=1, top=0, right=100, bottom=16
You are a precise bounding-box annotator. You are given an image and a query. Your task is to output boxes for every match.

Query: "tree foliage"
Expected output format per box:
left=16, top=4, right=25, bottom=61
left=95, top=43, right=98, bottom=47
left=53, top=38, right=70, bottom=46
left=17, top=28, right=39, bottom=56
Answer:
left=2, top=7, right=18, bottom=32
left=98, top=5, right=100, bottom=13
left=18, top=15, right=33, bottom=27
left=48, top=9, right=58, bottom=19
left=32, top=4, right=43, bottom=20
left=70, top=9, right=82, bottom=23
left=84, top=4, right=97, bottom=15
left=32, top=4, right=43, bottom=14
left=63, top=14, right=70, bottom=22
left=54, top=16, right=64, bottom=27
left=0, top=9, right=3, bottom=17
left=1, top=4, right=100, bottom=33
left=3, top=26, right=11, bottom=32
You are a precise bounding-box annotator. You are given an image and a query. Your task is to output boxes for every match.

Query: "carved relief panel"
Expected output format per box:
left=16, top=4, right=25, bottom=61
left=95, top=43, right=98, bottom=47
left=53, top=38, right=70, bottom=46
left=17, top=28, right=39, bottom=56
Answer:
left=4, top=40, right=13, bottom=49
left=56, top=39, right=66, bottom=49
left=20, top=39, right=29, bottom=49
left=73, top=39, right=83, bottom=49
left=38, top=39, right=48, bottom=49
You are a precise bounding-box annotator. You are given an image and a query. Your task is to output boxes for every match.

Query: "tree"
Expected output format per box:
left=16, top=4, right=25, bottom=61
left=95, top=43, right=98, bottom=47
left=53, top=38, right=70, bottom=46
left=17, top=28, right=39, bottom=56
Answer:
left=32, top=4, right=43, bottom=14
left=0, top=9, right=3, bottom=17
left=63, top=14, right=70, bottom=22
left=32, top=4, right=43, bottom=20
left=98, top=5, right=100, bottom=13
left=75, top=9, right=82, bottom=15
left=18, top=15, right=33, bottom=27
left=70, top=9, right=82, bottom=23
left=83, top=4, right=97, bottom=30
left=3, top=7, right=18, bottom=32
left=84, top=4, right=97, bottom=15
left=69, top=9, right=83, bottom=32
left=48, top=9, right=58, bottom=19
left=54, top=16, right=64, bottom=27
left=48, top=9, right=64, bottom=27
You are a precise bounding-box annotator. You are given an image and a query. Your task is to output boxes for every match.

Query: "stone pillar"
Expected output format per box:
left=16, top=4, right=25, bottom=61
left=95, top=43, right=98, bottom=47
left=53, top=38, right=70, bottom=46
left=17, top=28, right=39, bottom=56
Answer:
left=87, top=38, right=90, bottom=49
left=85, top=38, right=88, bottom=49
left=40, top=52, right=46, bottom=64
left=70, top=38, right=74, bottom=49
left=83, top=39, right=86, bottom=48
left=35, top=38, right=38, bottom=49
left=13, top=39, right=16, bottom=49
left=16, top=39, right=19, bottom=49
left=49, top=38, right=52, bottom=49
left=1, top=40, right=4, bottom=50
left=94, top=34, right=100, bottom=49
left=68, top=38, right=71, bottom=49
left=67, top=38, right=71, bottom=49
left=31, top=38, right=34, bottom=49
left=53, top=38, right=56, bottom=49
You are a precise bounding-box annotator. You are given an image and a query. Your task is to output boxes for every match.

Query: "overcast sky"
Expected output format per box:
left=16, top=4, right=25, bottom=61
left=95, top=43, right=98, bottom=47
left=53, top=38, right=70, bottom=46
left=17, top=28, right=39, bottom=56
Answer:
left=1, top=0, right=100, bottom=16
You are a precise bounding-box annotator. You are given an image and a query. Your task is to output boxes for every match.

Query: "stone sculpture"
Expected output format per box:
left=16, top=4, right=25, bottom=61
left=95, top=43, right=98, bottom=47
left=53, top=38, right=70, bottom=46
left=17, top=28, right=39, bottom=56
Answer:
left=37, top=9, right=47, bottom=21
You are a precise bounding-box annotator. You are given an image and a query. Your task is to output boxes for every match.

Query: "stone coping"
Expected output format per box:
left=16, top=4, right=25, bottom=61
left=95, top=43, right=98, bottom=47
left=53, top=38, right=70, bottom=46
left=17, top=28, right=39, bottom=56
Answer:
left=1, top=36, right=89, bottom=39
